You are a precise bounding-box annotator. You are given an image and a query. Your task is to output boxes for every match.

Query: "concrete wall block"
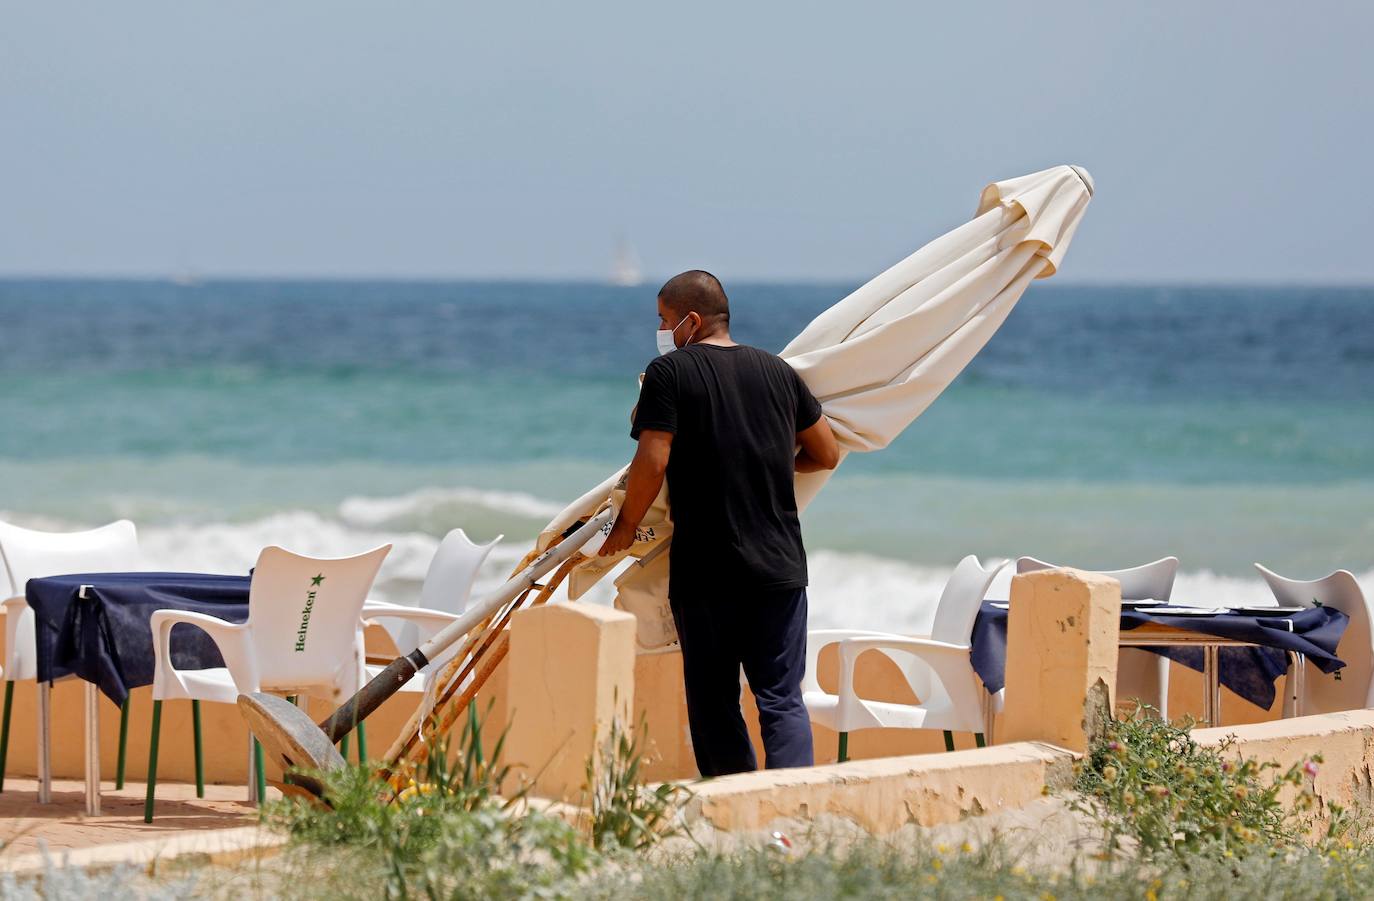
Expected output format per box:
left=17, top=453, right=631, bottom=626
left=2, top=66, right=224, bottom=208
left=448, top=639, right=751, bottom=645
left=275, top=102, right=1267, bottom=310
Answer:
left=687, top=741, right=1077, bottom=833
left=505, top=602, right=636, bottom=801
left=1000, top=568, right=1122, bottom=753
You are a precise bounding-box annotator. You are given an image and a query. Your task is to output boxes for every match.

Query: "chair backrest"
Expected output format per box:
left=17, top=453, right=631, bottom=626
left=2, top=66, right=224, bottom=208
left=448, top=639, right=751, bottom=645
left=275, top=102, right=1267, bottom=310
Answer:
left=929, top=556, right=1007, bottom=645
left=379, top=529, right=502, bottom=655
left=0, top=520, right=141, bottom=595
left=247, top=544, right=390, bottom=692
left=1255, top=564, right=1373, bottom=712
left=417, top=529, right=501, bottom=616
left=1016, top=556, right=1178, bottom=602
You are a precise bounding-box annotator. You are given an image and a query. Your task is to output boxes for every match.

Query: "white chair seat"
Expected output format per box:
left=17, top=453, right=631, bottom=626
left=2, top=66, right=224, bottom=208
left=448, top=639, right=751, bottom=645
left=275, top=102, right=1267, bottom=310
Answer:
left=158, top=666, right=240, bottom=705
left=806, top=686, right=949, bottom=731
left=801, top=690, right=839, bottom=730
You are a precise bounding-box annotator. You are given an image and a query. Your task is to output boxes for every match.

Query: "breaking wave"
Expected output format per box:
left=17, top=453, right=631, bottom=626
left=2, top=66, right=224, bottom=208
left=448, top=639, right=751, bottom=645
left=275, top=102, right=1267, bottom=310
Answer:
left=4, top=479, right=1372, bottom=632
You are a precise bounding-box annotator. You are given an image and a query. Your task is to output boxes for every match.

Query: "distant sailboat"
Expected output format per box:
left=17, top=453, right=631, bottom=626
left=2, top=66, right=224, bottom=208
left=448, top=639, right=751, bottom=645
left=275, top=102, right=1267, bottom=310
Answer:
left=169, top=267, right=200, bottom=288
left=610, top=238, right=642, bottom=287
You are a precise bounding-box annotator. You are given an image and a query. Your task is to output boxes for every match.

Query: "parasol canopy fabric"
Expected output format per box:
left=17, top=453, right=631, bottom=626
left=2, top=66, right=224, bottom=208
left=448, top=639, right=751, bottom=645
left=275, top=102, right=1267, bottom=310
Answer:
left=537, top=164, right=1094, bottom=648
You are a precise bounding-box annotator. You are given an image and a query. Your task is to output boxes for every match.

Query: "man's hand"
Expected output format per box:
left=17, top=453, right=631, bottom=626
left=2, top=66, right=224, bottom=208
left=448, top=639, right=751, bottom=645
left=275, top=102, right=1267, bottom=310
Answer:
left=597, top=520, right=638, bottom=557
left=597, top=429, right=673, bottom=557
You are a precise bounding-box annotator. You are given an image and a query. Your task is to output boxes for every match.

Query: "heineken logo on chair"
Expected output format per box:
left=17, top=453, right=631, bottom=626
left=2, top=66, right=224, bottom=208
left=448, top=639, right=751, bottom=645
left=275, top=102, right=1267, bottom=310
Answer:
left=294, top=573, right=325, bottom=651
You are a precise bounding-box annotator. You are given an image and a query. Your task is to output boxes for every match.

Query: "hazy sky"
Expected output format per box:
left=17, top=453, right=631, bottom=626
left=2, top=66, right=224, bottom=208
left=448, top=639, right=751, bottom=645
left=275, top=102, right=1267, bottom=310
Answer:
left=3, top=2, right=1371, bottom=283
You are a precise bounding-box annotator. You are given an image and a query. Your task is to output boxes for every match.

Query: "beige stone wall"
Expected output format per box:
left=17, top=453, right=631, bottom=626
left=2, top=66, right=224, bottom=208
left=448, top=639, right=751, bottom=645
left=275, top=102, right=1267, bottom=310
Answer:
left=505, top=604, right=635, bottom=801
left=688, top=741, right=1076, bottom=833
left=1194, top=709, right=1374, bottom=834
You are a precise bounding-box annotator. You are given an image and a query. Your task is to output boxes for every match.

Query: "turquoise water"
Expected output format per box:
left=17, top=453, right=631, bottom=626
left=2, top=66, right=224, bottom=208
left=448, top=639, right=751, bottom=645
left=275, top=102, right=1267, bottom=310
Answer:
left=1, top=279, right=1370, bottom=625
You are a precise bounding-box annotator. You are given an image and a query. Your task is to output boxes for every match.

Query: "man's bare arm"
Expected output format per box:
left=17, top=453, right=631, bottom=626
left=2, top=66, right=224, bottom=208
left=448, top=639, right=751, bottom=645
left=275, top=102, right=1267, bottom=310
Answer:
left=598, top=429, right=673, bottom=556
left=795, top=416, right=840, bottom=473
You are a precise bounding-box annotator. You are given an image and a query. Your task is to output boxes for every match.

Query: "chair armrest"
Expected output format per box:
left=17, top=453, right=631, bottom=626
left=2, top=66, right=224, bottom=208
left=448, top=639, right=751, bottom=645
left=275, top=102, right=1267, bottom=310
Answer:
left=802, top=629, right=899, bottom=694
left=362, top=597, right=414, bottom=611
left=1, top=595, right=33, bottom=679
left=840, top=636, right=971, bottom=657
left=835, top=635, right=972, bottom=710
left=150, top=609, right=258, bottom=693
left=362, top=603, right=460, bottom=651
left=361, top=602, right=457, bottom=624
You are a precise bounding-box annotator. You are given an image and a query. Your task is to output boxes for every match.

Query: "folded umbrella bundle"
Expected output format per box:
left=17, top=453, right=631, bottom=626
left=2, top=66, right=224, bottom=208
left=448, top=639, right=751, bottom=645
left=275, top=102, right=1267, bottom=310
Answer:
left=383, top=165, right=1095, bottom=774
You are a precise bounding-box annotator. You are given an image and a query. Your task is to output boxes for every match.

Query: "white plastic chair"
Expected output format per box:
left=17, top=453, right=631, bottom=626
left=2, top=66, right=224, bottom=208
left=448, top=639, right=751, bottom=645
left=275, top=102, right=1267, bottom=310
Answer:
left=368, top=528, right=500, bottom=658
left=0, top=520, right=140, bottom=801
left=1017, top=556, right=1178, bottom=718
left=1255, top=564, right=1374, bottom=716
left=803, top=555, right=1006, bottom=761
left=145, top=543, right=390, bottom=821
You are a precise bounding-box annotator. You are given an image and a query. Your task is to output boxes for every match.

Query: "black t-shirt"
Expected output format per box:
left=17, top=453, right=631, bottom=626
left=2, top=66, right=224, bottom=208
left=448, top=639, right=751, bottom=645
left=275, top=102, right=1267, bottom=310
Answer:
left=630, top=343, right=824, bottom=599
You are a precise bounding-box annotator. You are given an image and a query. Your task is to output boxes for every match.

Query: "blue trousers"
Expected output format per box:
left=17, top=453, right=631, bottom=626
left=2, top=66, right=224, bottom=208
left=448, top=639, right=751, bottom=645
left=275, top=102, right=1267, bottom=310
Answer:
left=669, top=586, right=814, bottom=777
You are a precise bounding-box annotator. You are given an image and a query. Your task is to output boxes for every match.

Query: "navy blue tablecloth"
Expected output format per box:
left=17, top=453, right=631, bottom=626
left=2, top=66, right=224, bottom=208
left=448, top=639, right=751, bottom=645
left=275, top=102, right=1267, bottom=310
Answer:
left=970, top=601, right=1349, bottom=711
left=27, top=572, right=252, bottom=705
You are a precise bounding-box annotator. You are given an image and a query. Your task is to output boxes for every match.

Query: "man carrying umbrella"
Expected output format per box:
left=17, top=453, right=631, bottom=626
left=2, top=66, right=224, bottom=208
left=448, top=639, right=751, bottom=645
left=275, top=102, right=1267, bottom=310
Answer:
left=598, top=270, right=840, bottom=776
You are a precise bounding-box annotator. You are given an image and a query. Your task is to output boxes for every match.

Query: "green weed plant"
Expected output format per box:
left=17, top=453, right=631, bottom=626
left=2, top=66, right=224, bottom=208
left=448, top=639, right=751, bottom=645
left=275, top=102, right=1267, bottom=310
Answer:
left=1074, top=704, right=1333, bottom=860
left=584, top=713, right=693, bottom=852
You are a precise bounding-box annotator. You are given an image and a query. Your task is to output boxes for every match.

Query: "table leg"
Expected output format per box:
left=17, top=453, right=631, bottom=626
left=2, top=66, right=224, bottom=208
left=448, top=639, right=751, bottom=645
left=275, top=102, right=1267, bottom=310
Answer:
left=1209, top=646, right=1223, bottom=727
left=84, top=682, right=101, bottom=816
left=37, top=681, right=52, bottom=804
left=1200, top=646, right=1221, bottom=727
left=1155, top=654, right=1170, bottom=721
left=1294, top=652, right=1306, bottom=717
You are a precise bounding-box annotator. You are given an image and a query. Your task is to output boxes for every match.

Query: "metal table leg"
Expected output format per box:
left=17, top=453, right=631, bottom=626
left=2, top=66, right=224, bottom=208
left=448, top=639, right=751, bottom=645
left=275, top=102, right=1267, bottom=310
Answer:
left=1209, top=646, right=1222, bottom=727
left=1155, top=654, right=1170, bottom=721
left=1201, top=645, right=1222, bottom=727
left=84, top=683, right=101, bottom=816
left=1293, top=652, right=1306, bottom=717
left=37, top=681, right=52, bottom=804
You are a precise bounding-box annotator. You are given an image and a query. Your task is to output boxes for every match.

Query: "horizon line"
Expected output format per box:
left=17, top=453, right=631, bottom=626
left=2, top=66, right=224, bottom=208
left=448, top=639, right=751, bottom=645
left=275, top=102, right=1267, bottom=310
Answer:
left=1, top=272, right=1372, bottom=291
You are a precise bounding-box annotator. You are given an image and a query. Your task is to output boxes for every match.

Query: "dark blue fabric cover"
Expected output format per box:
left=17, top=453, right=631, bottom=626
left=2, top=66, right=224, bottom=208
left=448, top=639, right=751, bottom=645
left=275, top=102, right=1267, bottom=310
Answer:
left=26, top=572, right=251, bottom=705
left=970, top=601, right=1349, bottom=711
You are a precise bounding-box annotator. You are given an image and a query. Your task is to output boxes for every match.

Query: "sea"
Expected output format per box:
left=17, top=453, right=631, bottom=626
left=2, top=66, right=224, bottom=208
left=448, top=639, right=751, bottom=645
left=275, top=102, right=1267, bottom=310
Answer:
left=1, top=279, right=1371, bottom=629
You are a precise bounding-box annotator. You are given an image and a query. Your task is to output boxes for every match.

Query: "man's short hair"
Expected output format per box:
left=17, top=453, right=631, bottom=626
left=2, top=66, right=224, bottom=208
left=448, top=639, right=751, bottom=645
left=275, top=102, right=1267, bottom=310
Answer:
left=658, top=270, right=730, bottom=323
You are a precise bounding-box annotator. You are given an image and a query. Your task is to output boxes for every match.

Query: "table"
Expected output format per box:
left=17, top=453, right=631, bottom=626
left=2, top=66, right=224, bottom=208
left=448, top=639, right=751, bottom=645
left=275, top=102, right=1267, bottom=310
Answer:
left=970, top=601, right=1349, bottom=729
left=26, top=572, right=251, bottom=815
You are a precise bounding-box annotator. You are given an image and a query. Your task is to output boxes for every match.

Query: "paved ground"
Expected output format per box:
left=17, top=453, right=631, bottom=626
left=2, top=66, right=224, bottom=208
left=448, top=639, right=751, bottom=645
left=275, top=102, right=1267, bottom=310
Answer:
left=0, top=778, right=264, bottom=857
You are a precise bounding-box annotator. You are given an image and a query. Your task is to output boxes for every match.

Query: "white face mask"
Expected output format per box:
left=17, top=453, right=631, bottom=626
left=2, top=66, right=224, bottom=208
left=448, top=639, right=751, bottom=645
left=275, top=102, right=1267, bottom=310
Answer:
left=656, top=315, right=696, bottom=356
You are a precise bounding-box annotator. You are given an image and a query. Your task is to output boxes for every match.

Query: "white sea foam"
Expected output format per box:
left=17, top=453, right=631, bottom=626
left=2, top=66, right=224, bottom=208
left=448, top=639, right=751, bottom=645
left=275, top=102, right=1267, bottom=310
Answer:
left=7, top=501, right=1373, bottom=634
left=338, top=487, right=564, bottom=529
left=808, top=552, right=1374, bottom=634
